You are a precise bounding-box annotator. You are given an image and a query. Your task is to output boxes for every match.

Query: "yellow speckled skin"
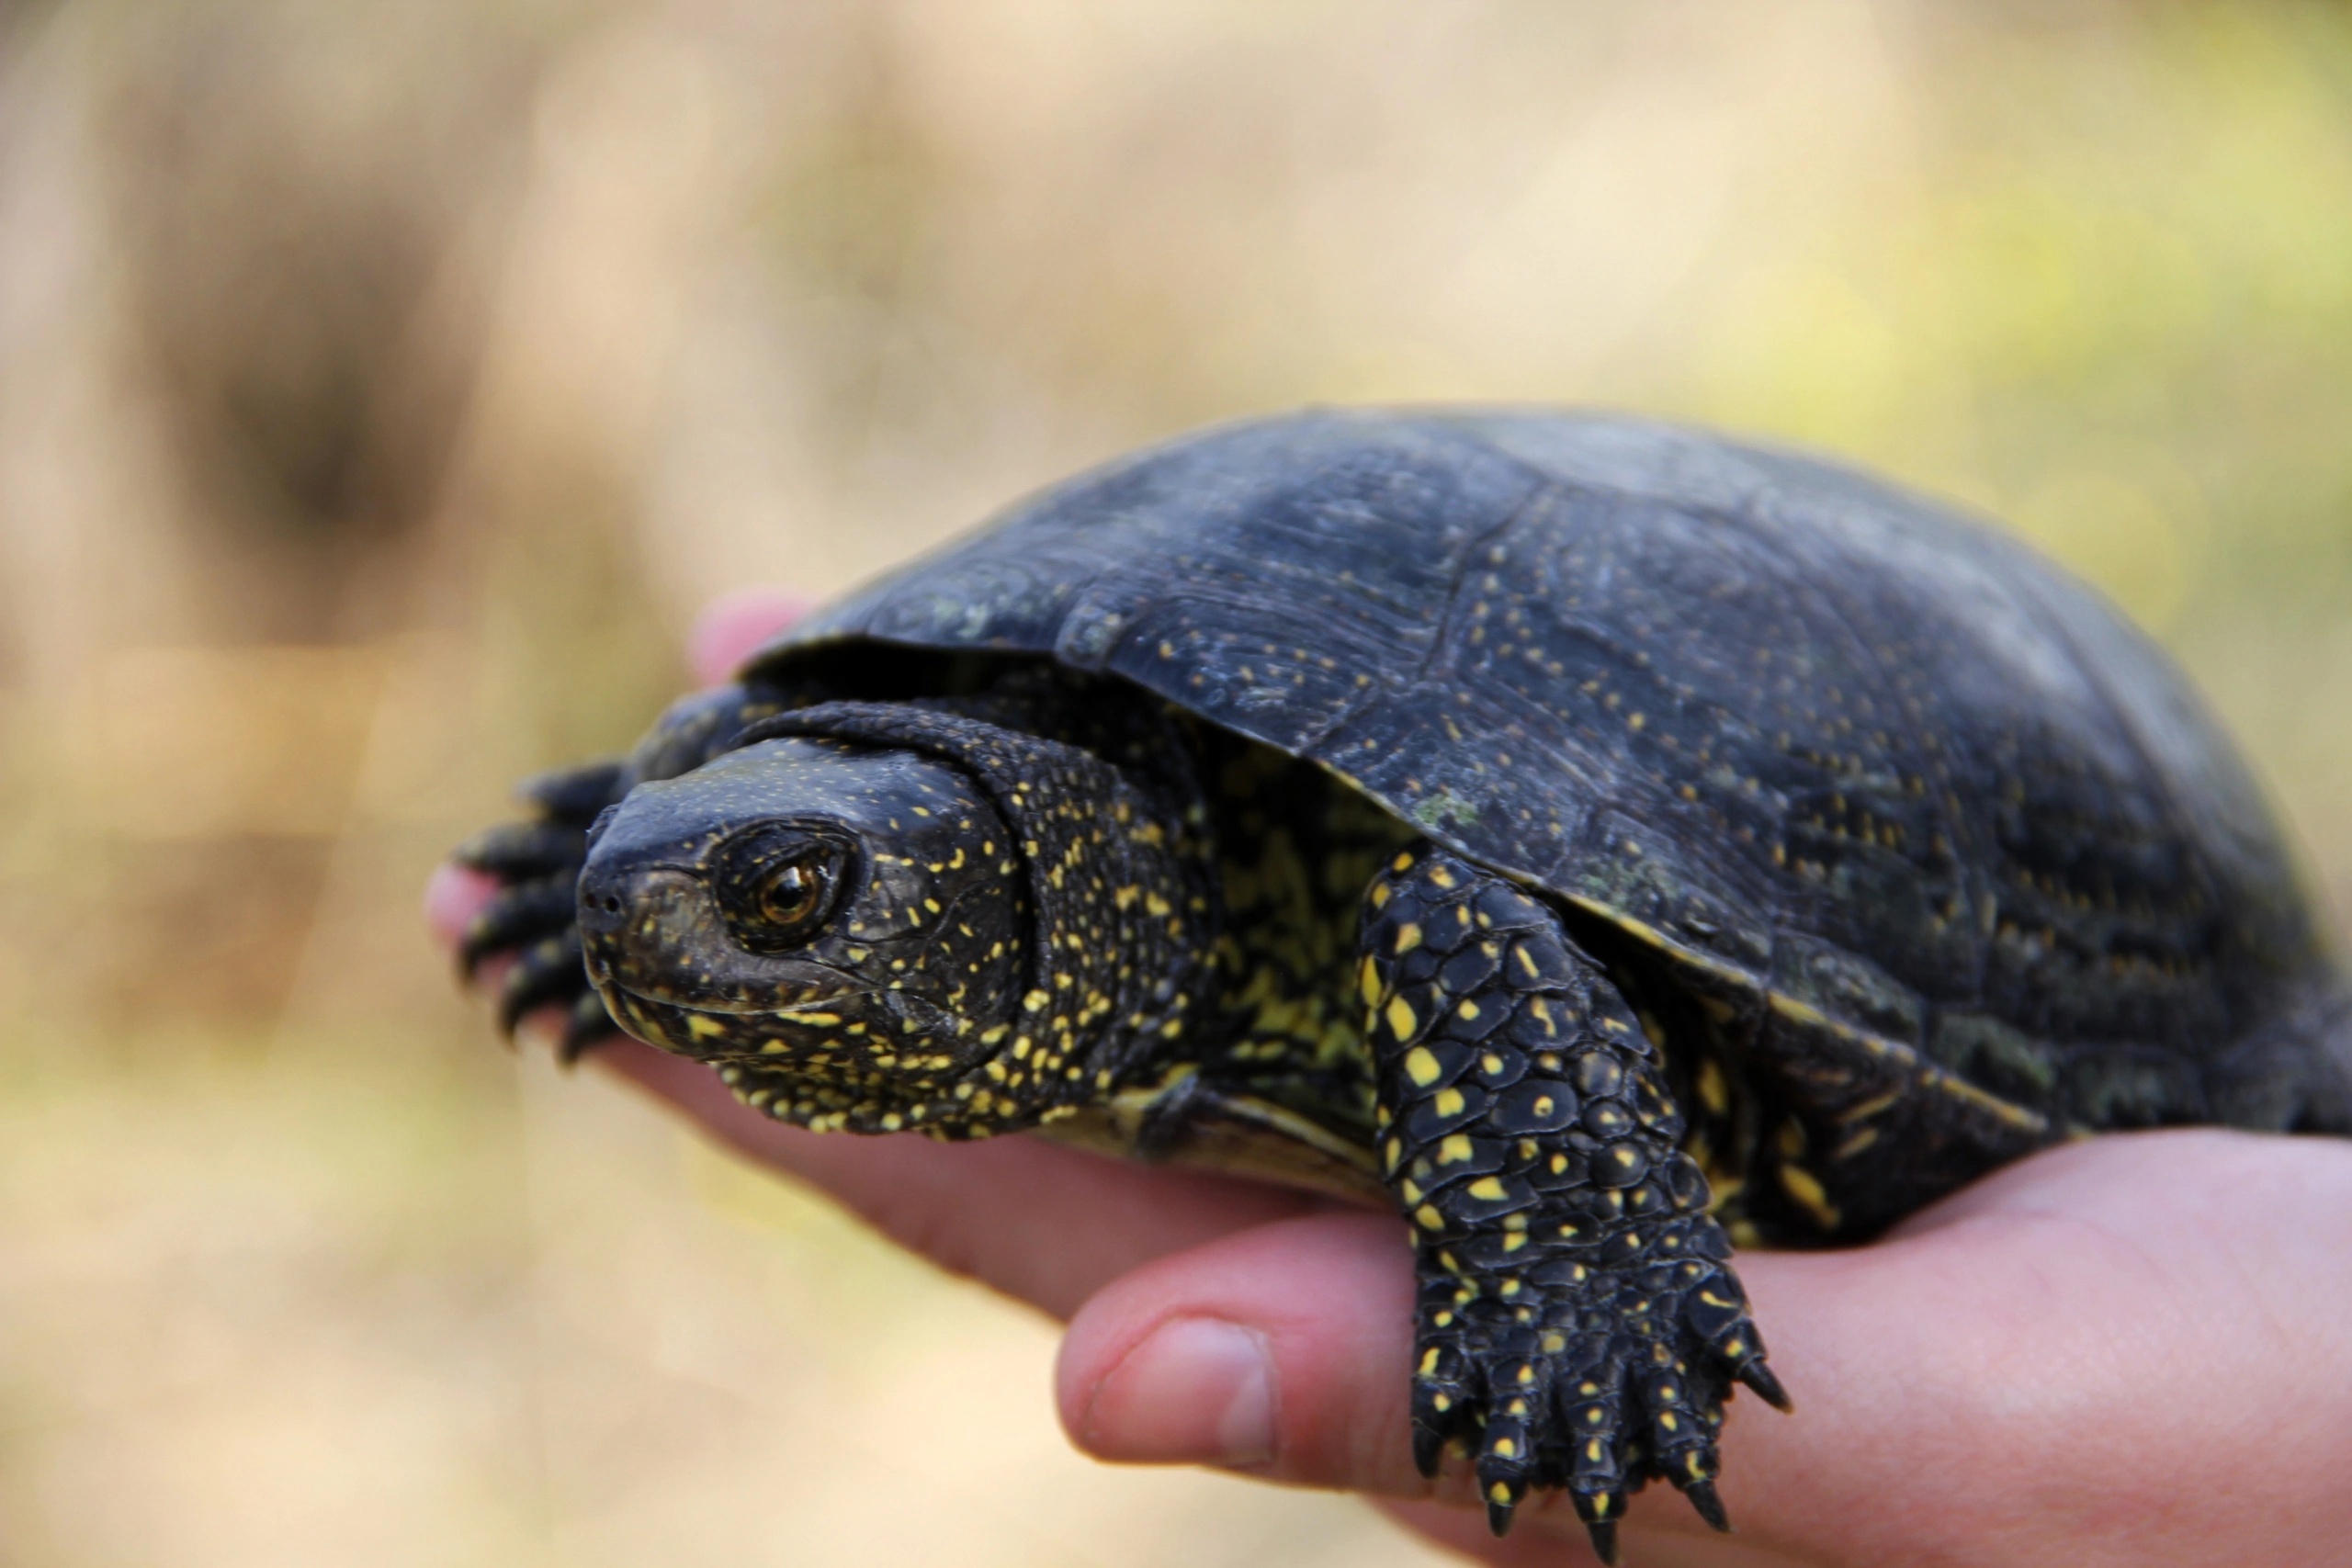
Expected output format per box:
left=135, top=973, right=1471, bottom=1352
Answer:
left=1361, top=845, right=1781, bottom=1551
left=456, top=410, right=2352, bottom=1560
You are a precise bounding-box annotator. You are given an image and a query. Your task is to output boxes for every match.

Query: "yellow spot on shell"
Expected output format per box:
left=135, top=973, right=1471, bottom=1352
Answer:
left=1415, top=1204, right=1444, bottom=1230
left=1404, top=1045, right=1442, bottom=1087
left=1419, top=1348, right=1441, bottom=1376
left=685, top=1015, right=726, bottom=1040
left=1385, top=996, right=1419, bottom=1042
left=1359, top=958, right=1382, bottom=1008
left=1435, top=1088, right=1465, bottom=1116
left=1468, top=1177, right=1507, bottom=1200
left=1394, top=923, right=1422, bottom=954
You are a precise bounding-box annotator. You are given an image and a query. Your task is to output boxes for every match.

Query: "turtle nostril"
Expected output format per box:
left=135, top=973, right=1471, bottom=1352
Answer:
left=601, top=895, right=623, bottom=915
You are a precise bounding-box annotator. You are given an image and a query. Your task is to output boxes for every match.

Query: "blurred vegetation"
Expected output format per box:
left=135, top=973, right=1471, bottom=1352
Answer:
left=0, top=2, right=2346, bottom=1564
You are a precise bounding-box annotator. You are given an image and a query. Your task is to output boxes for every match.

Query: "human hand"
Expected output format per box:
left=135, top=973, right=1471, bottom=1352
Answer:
left=428, top=591, right=2352, bottom=1568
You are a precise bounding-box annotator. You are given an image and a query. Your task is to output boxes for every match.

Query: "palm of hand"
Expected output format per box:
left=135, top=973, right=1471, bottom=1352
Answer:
left=429, top=595, right=2352, bottom=1568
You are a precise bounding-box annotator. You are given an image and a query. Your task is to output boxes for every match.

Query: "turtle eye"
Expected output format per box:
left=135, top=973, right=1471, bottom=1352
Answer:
left=755, top=854, right=830, bottom=931
left=717, top=829, right=852, bottom=952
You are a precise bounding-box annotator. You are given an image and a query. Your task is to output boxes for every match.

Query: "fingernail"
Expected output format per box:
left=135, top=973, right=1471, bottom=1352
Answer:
left=1081, top=1317, right=1276, bottom=1468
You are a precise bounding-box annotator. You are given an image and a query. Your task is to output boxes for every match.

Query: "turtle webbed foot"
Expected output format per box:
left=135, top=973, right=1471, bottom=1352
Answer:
left=451, top=759, right=627, bottom=1060
left=1360, top=844, right=1789, bottom=1558
left=1411, top=1242, right=1773, bottom=1558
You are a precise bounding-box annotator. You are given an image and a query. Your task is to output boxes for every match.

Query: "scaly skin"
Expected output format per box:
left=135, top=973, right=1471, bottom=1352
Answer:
left=1361, top=847, right=1783, bottom=1558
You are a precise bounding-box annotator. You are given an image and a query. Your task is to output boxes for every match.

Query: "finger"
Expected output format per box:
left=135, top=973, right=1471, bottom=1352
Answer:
left=1057, top=1134, right=2352, bottom=1566
left=1057, top=1213, right=1422, bottom=1484
left=592, top=1037, right=1331, bottom=1318
left=688, top=588, right=816, bottom=686
left=1051, top=1210, right=1912, bottom=1556
left=424, top=861, right=500, bottom=949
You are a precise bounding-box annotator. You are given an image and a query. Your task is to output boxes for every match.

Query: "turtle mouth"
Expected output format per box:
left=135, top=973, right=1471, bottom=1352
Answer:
left=608, top=978, right=865, bottom=1017
left=596, top=979, right=879, bottom=1067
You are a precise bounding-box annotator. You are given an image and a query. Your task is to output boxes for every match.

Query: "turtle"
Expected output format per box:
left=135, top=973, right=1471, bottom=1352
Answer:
left=453, top=408, right=2352, bottom=1562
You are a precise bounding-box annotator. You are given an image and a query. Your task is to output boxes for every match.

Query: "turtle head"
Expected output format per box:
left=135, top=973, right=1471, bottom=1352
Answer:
left=576, top=732, right=1032, bottom=1130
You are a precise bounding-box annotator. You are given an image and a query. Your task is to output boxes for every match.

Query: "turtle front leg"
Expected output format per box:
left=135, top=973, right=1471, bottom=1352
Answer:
left=1359, top=847, right=1789, bottom=1562
left=454, top=757, right=629, bottom=1058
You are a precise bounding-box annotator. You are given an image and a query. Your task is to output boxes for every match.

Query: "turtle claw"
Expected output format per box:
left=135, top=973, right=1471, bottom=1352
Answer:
left=453, top=819, right=587, bottom=881
left=1580, top=1515, right=1619, bottom=1566
left=559, top=990, right=622, bottom=1063
left=497, top=931, right=588, bottom=1035
left=1736, top=1357, right=1793, bottom=1413
left=1410, top=1424, right=1444, bottom=1481
left=458, top=878, right=577, bottom=978
left=1682, top=1475, right=1731, bottom=1533
left=519, top=759, right=628, bottom=825
left=458, top=754, right=630, bottom=1044
left=1484, top=1494, right=1518, bottom=1537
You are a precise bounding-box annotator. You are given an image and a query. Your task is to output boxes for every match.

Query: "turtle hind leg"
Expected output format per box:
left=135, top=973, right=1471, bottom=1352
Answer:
left=1359, top=845, right=1788, bottom=1557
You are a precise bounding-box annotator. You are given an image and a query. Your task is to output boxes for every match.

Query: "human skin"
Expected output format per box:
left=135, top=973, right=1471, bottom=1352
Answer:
left=427, top=591, right=2352, bottom=1568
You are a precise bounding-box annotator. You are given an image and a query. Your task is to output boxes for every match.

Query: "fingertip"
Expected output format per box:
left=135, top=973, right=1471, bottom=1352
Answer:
left=424, top=861, right=500, bottom=949
left=1064, top=1314, right=1279, bottom=1469
left=1057, top=1213, right=1421, bottom=1494
left=688, top=588, right=818, bottom=686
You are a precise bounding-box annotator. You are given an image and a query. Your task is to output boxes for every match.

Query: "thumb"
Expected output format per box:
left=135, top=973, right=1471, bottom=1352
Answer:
left=1055, top=1213, right=1431, bottom=1496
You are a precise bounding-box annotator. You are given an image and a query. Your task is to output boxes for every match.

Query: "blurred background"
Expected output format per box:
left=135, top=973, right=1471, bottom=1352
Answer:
left=0, top=1, right=2347, bottom=1562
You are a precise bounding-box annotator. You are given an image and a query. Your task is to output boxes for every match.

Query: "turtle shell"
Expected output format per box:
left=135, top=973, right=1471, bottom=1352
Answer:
left=746, top=409, right=2348, bottom=1224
